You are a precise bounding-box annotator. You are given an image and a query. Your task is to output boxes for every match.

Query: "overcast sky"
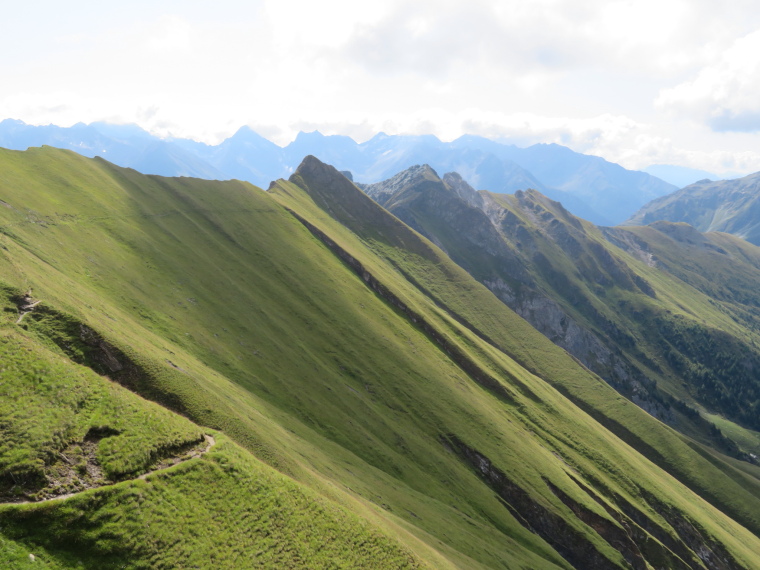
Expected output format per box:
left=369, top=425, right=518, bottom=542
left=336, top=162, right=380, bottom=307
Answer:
left=3, top=0, right=760, bottom=175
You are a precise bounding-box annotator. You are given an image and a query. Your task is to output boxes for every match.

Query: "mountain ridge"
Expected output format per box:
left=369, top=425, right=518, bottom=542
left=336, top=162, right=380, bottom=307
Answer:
left=356, top=163, right=760, bottom=459
left=0, top=119, right=678, bottom=225
left=626, top=171, right=760, bottom=246
left=0, top=147, right=758, bottom=567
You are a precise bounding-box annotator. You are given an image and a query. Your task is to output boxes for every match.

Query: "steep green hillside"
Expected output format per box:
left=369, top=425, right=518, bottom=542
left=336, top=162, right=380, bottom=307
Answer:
left=626, top=172, right=760, bottom=245
left=360, top=165, right=760, bottom=461
left=276, top=157, right=760, bottom=564
left=0, top=299, right=425, bottom=569
left=0, top=147, right=758, bottom=568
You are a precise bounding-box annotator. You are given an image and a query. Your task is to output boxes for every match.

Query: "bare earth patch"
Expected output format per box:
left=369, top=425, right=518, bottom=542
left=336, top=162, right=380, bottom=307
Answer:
left=1, top=434, right=215, bottom=504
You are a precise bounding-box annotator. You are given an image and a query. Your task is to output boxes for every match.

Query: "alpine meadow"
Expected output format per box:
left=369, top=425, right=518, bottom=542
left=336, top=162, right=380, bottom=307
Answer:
left=0, top=144, right=758, bottom=568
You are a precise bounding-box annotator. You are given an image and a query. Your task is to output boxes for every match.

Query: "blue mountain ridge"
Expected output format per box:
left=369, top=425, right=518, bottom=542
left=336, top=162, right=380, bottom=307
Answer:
left=0, top=119, right=678, bottom=225
left=642, top=164, right=721, bottom=188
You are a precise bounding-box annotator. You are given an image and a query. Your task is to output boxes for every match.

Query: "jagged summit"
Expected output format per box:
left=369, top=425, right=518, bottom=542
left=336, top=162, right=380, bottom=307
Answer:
left=229, top=125, right=272, bottom=142
left=292, top=154, right=341, bottom=182
left=360, top=163, right=484, bottom=211
left=290, top=155, right=368, bottom=205
left=441, top=172, right=484, bottom=210
left=360, top=164, right=439, bottom=201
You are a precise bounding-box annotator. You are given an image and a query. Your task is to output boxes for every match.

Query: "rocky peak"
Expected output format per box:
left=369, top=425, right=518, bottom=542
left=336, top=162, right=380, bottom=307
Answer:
left=289, top=156, right=373, bottom=211
left=514, top=189, right=584, bottom=231
left=361, top=164, right=440, bottom=203
left=442, top=172, right=484, bottom=210
left=228, top=125, right=272, bottom=144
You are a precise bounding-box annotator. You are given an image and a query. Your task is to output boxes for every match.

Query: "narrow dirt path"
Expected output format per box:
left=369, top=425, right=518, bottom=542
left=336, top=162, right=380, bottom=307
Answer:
left=14, top=292, right=41, bottom=324
left=2, top=434, right=216, bottom=506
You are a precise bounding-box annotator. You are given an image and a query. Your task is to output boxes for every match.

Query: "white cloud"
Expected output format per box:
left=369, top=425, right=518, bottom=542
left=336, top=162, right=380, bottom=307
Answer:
left=144, top=16, right=193, bottom=53
left=1, top=1, right=760, bottom=173
left=262, top=0, right=386, bottom=50
left=336, top=0, right=752, bottom=78
left=657, top=29, right=760, bottom=132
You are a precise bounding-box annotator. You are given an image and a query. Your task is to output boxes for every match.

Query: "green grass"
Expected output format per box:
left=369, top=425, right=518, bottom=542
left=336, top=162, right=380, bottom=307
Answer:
left=0, top=436, right=428, bottom=570
left=0, top=147, right=758, bottom=568
left=705, top=412, right=760, bottom=458
left=0, top=316, right=203, bottom=495
left=0, top=281, right=436, bottom=569
left=376, top=176, right=760, bottom=458
left=274, top=160, right=760, bottom=565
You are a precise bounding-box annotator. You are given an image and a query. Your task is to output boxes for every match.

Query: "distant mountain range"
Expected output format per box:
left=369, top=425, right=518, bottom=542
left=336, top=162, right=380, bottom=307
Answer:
left=626, top=172, right=760, bottom=245
left=642, top=164, right=719, bottom=188
left=0, top=119, right=226, bottom=180
left=0, top=119, right=678, bottom=225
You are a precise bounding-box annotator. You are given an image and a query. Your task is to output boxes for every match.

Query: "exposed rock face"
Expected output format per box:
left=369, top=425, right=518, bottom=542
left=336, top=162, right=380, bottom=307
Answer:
left=356, top=165, right=731, bottom=434
left=446, top=435, right=741, bottom=570
left=361, top=164, right=439, bottom=203
left=447, top=434, right=625, bottom=570
left=363, top=165, right=528, bottom=277
left=359, top=167, right=661, bottom=409
left=483, top=277, right=670, bottom=422
left=600, top=228, right=658, bottom=268
left=441, top=172, right=484, bottom=210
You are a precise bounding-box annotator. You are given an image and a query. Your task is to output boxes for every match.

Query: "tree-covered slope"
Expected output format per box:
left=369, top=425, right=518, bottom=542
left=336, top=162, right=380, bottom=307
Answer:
left=0, top=147, right=758, bottom=568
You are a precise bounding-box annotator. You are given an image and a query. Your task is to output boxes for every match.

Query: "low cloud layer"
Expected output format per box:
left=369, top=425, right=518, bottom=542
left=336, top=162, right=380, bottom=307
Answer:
left=1, top=0, right=759, bottom=175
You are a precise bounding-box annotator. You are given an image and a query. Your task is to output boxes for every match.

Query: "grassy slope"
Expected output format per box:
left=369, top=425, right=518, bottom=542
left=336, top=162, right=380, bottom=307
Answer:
left=360, top=168, right=760, bottom=481
left=275, top=159, right=760, bottom=564
left=469, top=190, right=760, bottom=452
left=0, top=307, right=427, bottom=569
left=0, top=434, right=428, bottom=570
left=0, top=147, right=758, bottom=567
left=0, top=147, right=564, bottom=568
left=599, top=223, right=760, bottom=446
left=485, top=193, right=760, bottom=520
left=0, top=303, right=204, bottom=495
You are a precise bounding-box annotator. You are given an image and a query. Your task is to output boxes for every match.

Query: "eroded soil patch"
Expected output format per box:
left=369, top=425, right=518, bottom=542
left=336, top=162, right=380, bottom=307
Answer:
left=1, top=433, right=215, bottom=504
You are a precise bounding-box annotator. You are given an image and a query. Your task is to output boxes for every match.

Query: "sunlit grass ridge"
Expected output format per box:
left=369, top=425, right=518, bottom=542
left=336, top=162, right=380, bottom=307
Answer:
left=0, top=147, right=757, bottom=568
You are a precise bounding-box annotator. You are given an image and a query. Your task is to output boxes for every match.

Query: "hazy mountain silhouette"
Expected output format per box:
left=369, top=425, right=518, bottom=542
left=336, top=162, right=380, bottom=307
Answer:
left=0, top=120, right=677, bottom=224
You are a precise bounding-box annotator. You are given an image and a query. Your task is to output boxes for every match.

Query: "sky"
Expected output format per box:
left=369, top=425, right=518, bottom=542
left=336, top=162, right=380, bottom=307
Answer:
left=3, top=0, right=760, bottom=176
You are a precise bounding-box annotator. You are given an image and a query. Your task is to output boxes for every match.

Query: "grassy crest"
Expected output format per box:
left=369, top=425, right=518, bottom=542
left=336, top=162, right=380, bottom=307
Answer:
left=0, top=147, right=758, bottom=567
left=275, top=158, right=760, bottom=564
